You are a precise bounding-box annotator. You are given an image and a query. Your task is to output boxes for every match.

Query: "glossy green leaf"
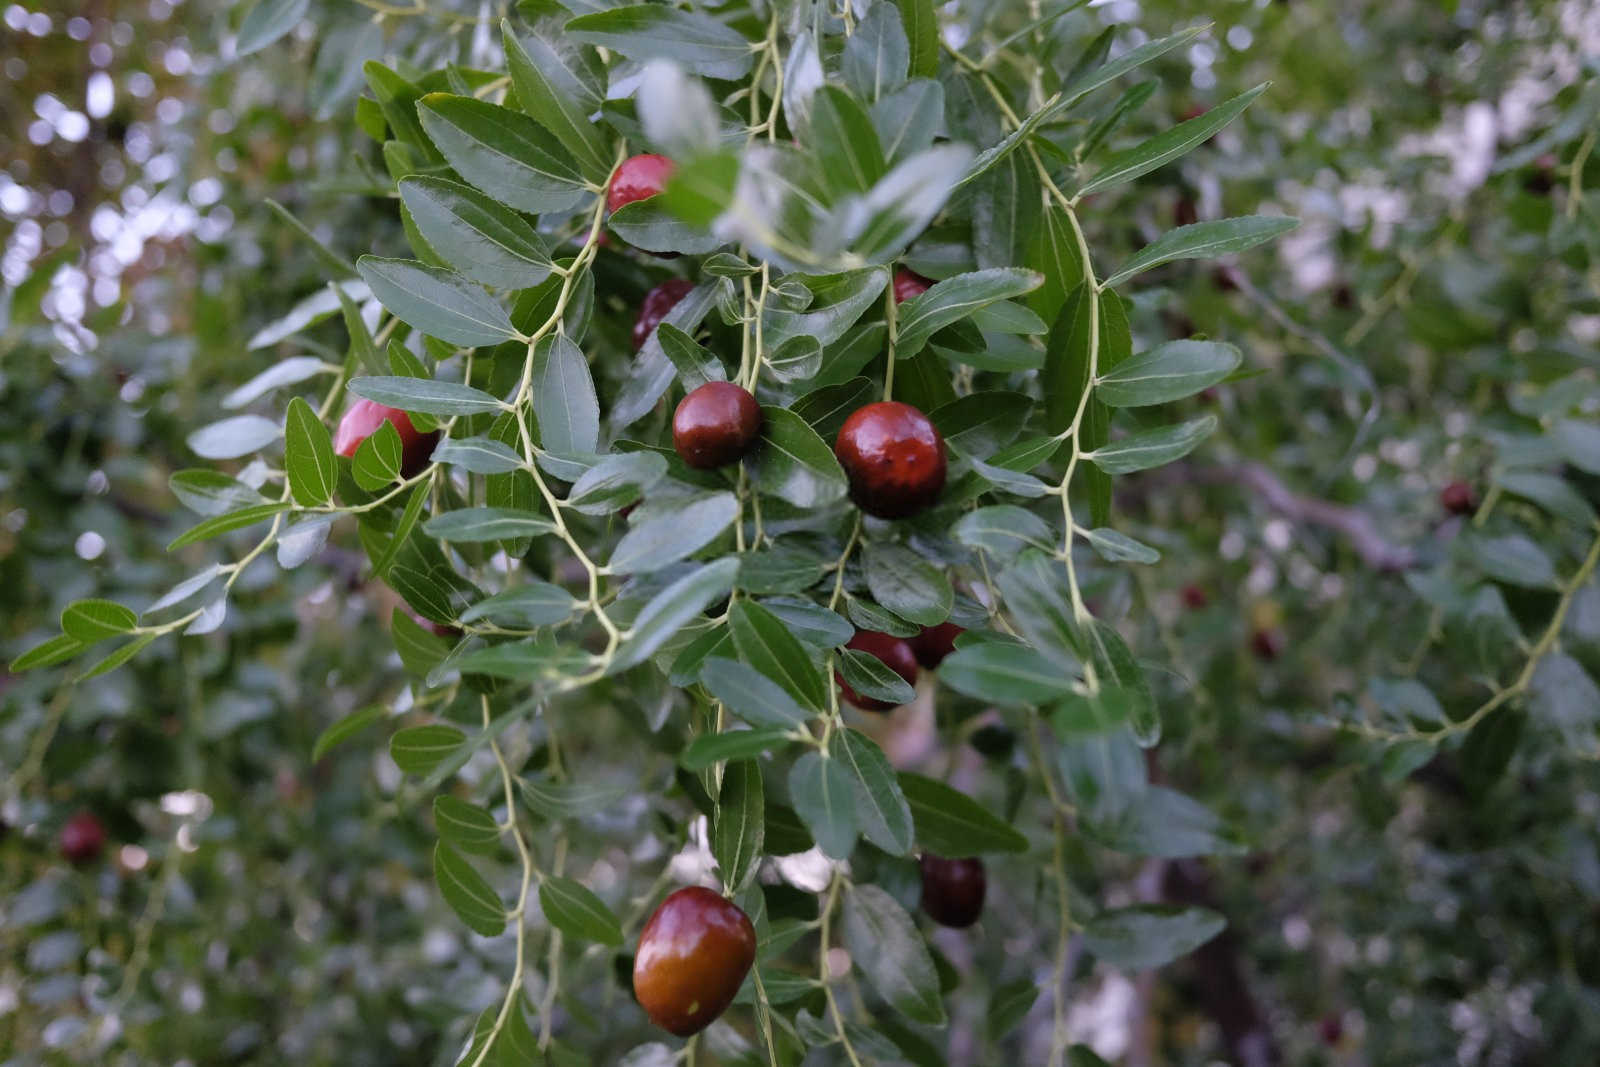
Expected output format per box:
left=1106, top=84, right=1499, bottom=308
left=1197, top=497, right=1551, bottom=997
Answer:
left=392, top=724, right=467, bottom=777
left=837, top=648, right=917, bottom=706
left=699, top=656, right=815, bottom=728
left=417, top=93, right=588, bottom=214
left=566, top=452, right=668, bottom=515
left=356, top=257, right=518, bottom=348
left=939, top=642, right=1075, bottom=706
left=399, top=176, right=554, bottom=291
left=1096, top=341, right=1242, bottom=408
left=1081, top=906, right=1226, bottom=970
left=836, top=729, right=914, bottom=855
left=1103, top=216, right=1299, bottom=288
left=750, top=406, right=849, bottom=508
left=434, top=842, right=506, bottom=936
left=430, top=437, right=523, bottom=475
left=863, top=542, right=953, bottom=627
left=1087, top=415, right=1218, bottom=475
left=898, top=772, right=1029, bottom=855
left=608, top=492, right=738, bottom=574
left=894, top=0, right=938, bottom=79
left=896, top=268, right=1044, bottom=357
left=612, top=557, right=739, bottom=672
left=566, top=5, right=754, bottom=79
left=459, top=581, right=579, bottom=629
left=811, top=86, right=887, bottom=197
left=223, top=356, right=332, bottom=409
left=655, top=323, right=727, bottom=391
left=502, top=21, right=611, bottom=183
left=311, top=705, right=386, bottom=762
left=953, top=505, right=1057, bottom=561
left=167, top=502, right=291, bottom=550
left=729, top=600, right=828, bottom=712
left=842, top=3, right=909, bottom=102
left=237, top=0, right=308, bottom=57
left=788, top=751, right=857, bottom=858
left=540, top=876, right=623, bottom=946
left=1083, top=527, right=1161, bottom=565
left=351, top=419, right=404, bottom=490
left=531, top=335, right=600, bottom=456
left=284, top=397, right=337, bottom=507
left=1080, top=83, right=1269, bottom=195
left=714, top=760, right=765, bottom=892
left=10, top=634, right=88, bottom=673
left=680, top=727, right=795, bottom=771
left=840, top=883, right=945, bottom=1024
left=60, top=598, right=138, bottom=643
left=349, top=376, right=504, bottom=417
left=433, top=796, right=502, bottom=856
left=187, top=414, right=281, bottom=460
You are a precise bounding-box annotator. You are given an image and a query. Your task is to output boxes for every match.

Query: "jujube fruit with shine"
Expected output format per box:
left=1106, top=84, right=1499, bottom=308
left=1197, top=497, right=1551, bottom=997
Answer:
left=633, top=278, right=695, bottom=352
left=919, top=854, right=986, bottom=928
left=334, top=399, right=438, bottom=479
left=910, top=621, right=964, bottom=669
left=632, top=886, right=756, bottom=1037
left=673, top=382, right=762, bottom=470
left=607, top=153, right=675, bottom=214
left=892, top=267, right=933, bottom=303
left=60, top=810, right=107, bottom=866
left=834, top=401, right=947, bottom=519
left=836, top=629, right=919, bottom=712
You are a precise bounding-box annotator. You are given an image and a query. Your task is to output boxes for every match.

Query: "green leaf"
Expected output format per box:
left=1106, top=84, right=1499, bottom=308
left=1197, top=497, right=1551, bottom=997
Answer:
left=608, top=492, right=738, bottom=574
left=987, top=979, right=1040, bottom=1042
left=864, top=542, right=954, bottom=627
left=738, top=546, right=827, bottom=595
left=1087, top=415, right=1218, bottom=475
left=729, top=601, right=828, bottom=712
left=169, top=469, right=267, bottom=516
left=836, top=729, right=914, bottom=855
left=1083, top=527, right=1160, bottom=565
left=763, top=600, right=854, bottom=649
left=454, top=642, right=594, bottom=684
left=1077, top=79, right=1158, bottom=162
left=540, top=875, right=623, bottom=946
left=842, top=2, right=909, bottom=102
left=348, top=419, right=402, bottom=491
left=565, top=5, right=754, bottom=79
left=612, top=558, right=740, bottom=672
left=433, top=796, right=502, bottom=856
left=530, top=335, right=600, bottom=455
left=567, top=452, right=669, bottom=515
left=766, top=335, right=824, bottom=384
left=283, top=397, right=337, bottom=507
left=1086, top=785, right=1244, bottom=858
left=1079, top=83, right=1269, bottom=195
left=700, top=657, right=814, bottom=729
left=837, top=648, right=917, bottom=706
left=431, top=436, right=524, bottom=475
left=1096, top=341, right=1242, bottom=408
left=894, top=0, right=938, bottom=79
left=1463, top=533, right=1559, bottom=589
left=930, top=391, right=1033, bottom=458
left=898, top=772, right=1029, bottom=855
left=763, top=269, right=887, bottom=349
left=939, top=642, right=1076, bottom=707
left=1080, top=619, right=1159, bottom=746
left=680, top=727, right=795, bottom=771
left=1553, top=418, right=1600, bottom=474
left=953, top=505, right=1057, bottom=561
left=392, top=724, right=467, bottom=777
left=168, top=502, right=290, bottom=550
left=10, top=633, right=88, bottom=673
left=459, top=582, right=579, bottom=629
left=840, top=882, right=945, bottom=1024
left=371, top=482, right=430, bottom=579
left=1081, top=906, right=1226, bottom=970
left=76, top=633, right=160, bottom=680
left=60, top=599, right=138, bottom=643
left=896, top=268, right=1044, bottom=357
left=392, top=609, right=450, bottom=676
left=1103, top=216, right=1300, bottom=288
left=1059, top=24, right=1207, bottom=110
left=811, top=86, right=888, bottom=197
left=656, top=323, right=727, bottom=391
left=502, top=21, right=612, bottom=183
left=848, top=145, right=975, bottom=262
left=417, top=94, right=589, bottom=214
left=236, top=0, right=308, bottom=57
left=433, top=842, right=506, bottom=936
left=995, top=551, right=1081, bottom=665
left=356, top=257, right=518, bottom=348
left=609, top=197, right=724, bottom=256
left=187, top=415, right=281, bottom=460
left=872, top=79, right=944, bottom=167
left=713, top=760, right=765, bottom=892
left=788, top=751, right=857, bottom=858
left=399, top=176, right=555, bottom=291
left=423, top=507, right=557, bottom=544
left=750, top=407, right=849, bottom=509
left=312, top=705, right=386, bottom=762
left=222, top=355, right=332, bottom=409
left=1494, top=471, right=1596, bottom=527
left=348, top=375, right=505, bottom=416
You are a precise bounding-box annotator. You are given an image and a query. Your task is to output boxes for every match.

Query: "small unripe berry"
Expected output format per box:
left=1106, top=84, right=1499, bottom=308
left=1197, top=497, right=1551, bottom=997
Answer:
left=672, top=382, right=763, bottom=469
left=60, top=811, right=106, bottom=866
left=910, top=621, right=964, bottom=669
left=1440, top=481, right=1476, bottom=516
left=633, top=279, right=695, bottom=352
left=834, top=402, right=947, bottom=519
left=892, top=267, right=933, bottom=304
left=919, top=854, right=986, bottom=928
left=836, top=629, right=920, bottom=712
left=633, top=886, right=756, bottom=1037
left=607, top=153, right=675, bottom=214
left=334, top=399, right=438, bottom=479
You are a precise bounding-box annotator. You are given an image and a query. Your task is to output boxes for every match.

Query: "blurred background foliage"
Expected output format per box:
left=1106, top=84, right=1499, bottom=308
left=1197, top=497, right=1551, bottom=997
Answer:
left=2, top=0, right=1598, bottom=1064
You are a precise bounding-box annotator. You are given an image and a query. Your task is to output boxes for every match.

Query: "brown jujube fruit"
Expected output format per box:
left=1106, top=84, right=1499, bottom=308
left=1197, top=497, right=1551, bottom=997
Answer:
left=632, top=278, right=695, bottom=352
left=672, top=382, right=762, bottom=469
left=834, top=401, right=946, bottom=519
left=919, top=854, right=986, bottom=928
left=334, top=399, right=438, bottom=479
left=910, top=621, right=964, bottom=670
left=60, top=810, right=106, bottom=866
left=632, top=886, right=756, bottom=1037
left=1440, top=480, right=1476, bottom=516
left=836, top=629, right=919, bottom=712
left=892, top=267, right=933, bottom=303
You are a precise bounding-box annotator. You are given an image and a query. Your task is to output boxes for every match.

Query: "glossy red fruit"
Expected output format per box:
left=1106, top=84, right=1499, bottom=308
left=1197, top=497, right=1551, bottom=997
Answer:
left=633, top=886, right=756, bottom=1037
left=1440, top=480, right=1476, bottom=516
left=334, top=399, right=439, bottom=479
left=836, top=629, right=919, bottom=712
left=1250, top=627, right=1285, bottom=662
left=673, top=382, right=762, bottom=469
left=892, top=267, right=933, bottom=303
left=60, top=811, right=106, bottom=866
left=919, top=854, right=986, bottom=928
left=834, top=401, right=947, bottom=519
left=910, top=621, right=964, bottom=669
left=633, top=278, right=695, bottom=352
left=608, top=153, right=675, bottom=214
left=1319, top=1013, right=1344, bottom=1046
left=1181, top=585, right=1209, bottom=610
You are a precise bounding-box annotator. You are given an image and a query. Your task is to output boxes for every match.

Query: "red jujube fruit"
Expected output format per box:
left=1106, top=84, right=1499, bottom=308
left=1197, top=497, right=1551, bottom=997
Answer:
left=334, top=399, right=438, bottom=479
left=607, top=153, right=675, bottom=214
left=633, top=278, right=696, bottom=352
left=672, top=382, right=762, bottom=469
left=892, top=267, right=933, bottom=303
left=633, top=886, right=756, bottom=1037
left=910, top=621, right=964, bottom=669
left=60, top=811, right=107, bottom=866
left=834, top=401, right=947, bottom=519
left=919, top=854, right=986, bottom=928
left=836, top=629, right=920, bottom=712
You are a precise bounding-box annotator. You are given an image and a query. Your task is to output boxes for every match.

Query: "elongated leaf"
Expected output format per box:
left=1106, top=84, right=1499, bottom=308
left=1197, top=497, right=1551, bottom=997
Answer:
left=430, top=436, right=524, bottom=475
left=502, top=21, right=611, bottom=183
left=167, top=502, right=290, bottom=550
left=1103, top=216, right=1299, bottom=288
left=459, top=581, right=579, bottom=628
left=399, top=176, right=554, bottom=291
left=714, top=760, right=765, bottom=892
left=953, top=505, right=1057, bottom=560
left=357, top=257, right=517, bottom=348
left=872, top=78, right=944, bottom=167
left=864, top=542, right=953, bottom=626
left=566, top=5, right=754, bottom=79
left=612, top=557, right=739, bottom=671
left=284, top=397, right=337, bottom=507
left=348, top=375, right=505, bottom=416
left=1080, top=83, right=1269, bottom=195
left=788, top=751, right=857, bottom=858
left=10, top=633, right=88, bottom=673
left=1059, top=24, right=1208, bottom=109
left=680, top=727, right=795, bottom=771
left=434, top=842, right=506, bottom=936
left=837, top=648, right=917, bottom=706
left=531, top=335, right=600, bottom=456
left=811, top=86, right=887, bottom=197
left=1082, top=906, right=1225, bottom=970
left=1087, top=415, right=1218, bottom=475
left=894, top=0, right=938, bottom=79
left=896, top=268, right=1044, bottom=357
left=61, top=599, right=138, bottom=643
left=898, top=772, right=1029, bottom=855
left=699, top=657, right=814, bottom=728
left=1083, top=527, right=1160, bottom=565
left=837, top=729, right=914, bottom=855
left=312, top=705, right=386, bottom=762
left=223, top=356, right=332, bottom=409
left=540, top=876, right=623, bottom=946
left=656, top=322, right=727, bottom=391
left=567, top=452, right=668, bottom=515
left=391, top=724, right=467, bottom=777
left=1080, top=619, right=1159, bottom=746
left=608, top=492, right=738, bottom=574
left=1096, top=341, right=1241, bottom=408
left=237, top=0, right=308, bottom=56
left=729, top=601, right=828, bottom=712
left=187, top=414, right=281, bottom=460
left=417, top=94, right=588, bottom=214
left=840, top=883, right=945, bottom=1024
left=939, top=642, right=1076, bottom=706
left=750, top=407, right=849, bottom=508
left=423, top=507, right=558, bottom=543
left=433, top=796, right=501, bottom=855
left=843, top=2, right=909, bottom=102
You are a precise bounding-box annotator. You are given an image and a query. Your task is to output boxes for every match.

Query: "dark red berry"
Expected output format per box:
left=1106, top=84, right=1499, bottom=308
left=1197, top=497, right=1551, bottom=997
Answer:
left=1250, top=628, right=1284, bottom=661
left=919, top=854, right=986, bottom=928
left=633, top=886, right=756, bottom=1037
left=672, top=382, right=762, bottom=469
left=910, top=621, right=964, bottom=669
left=1440, top=481, right=1476, bottom=516
left=60, top=811, right=106, bottom=866
left=633, top=279, right=696, bottom=352
left=892, top=267, right=933, bottom=303
left=608, top=153, right=675, bottom=214
left=1212, top=265, right=1240, bottom=292
left=1174, top=196, right=1198, bottom=228
left=1181, top=585, right=1208, bottom=610
left=834, top=401, right=947, bottom=519
left=334, top=399, right=439, bottom=479
left=1319, top=1013, right=1344, bottom=1046
left=836, top=629, right=920, bottom=712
